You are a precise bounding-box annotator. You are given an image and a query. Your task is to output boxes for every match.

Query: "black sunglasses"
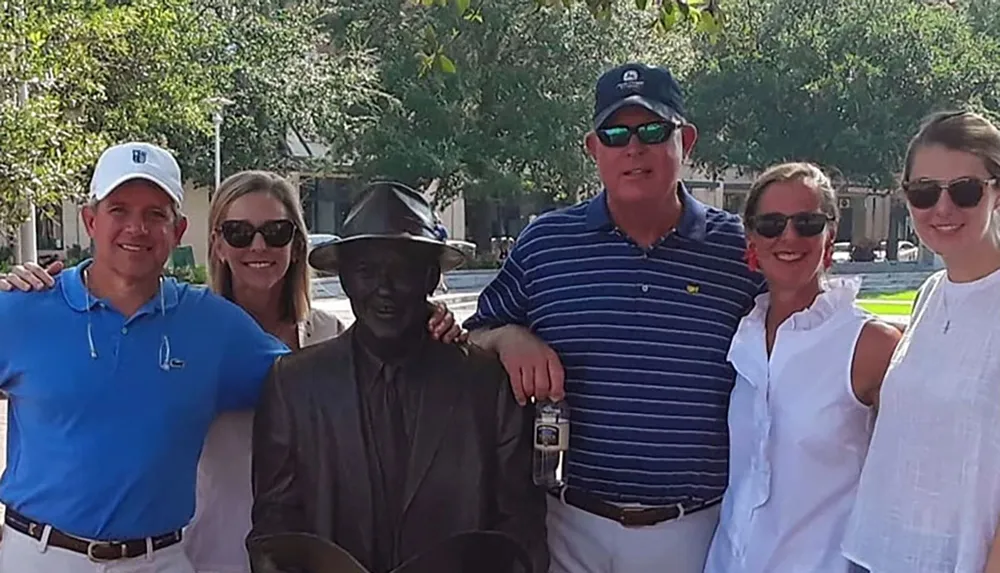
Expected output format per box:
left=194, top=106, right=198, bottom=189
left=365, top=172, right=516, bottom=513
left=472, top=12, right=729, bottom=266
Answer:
left=901, top=177, right=995, bottom=210
left=747, top=212, right=834, bottom=239
left=595, top=121, right=679, bottom=148
left=219, top=219, right=296, bottom=249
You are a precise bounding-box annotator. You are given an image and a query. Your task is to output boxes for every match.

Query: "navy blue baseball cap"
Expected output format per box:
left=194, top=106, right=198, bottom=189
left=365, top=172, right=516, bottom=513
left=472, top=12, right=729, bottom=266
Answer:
left=593, top=63, right=686, bottom=129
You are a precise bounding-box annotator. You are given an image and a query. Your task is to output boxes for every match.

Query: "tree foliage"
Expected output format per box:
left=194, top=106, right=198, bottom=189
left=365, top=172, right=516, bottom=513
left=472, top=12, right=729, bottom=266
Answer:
left=685, top=0, right=1000, bottom=190
left=0, top=0, right=224, bottom=235
left=0, top=0, right=712, bottom=240
left=176, top=0, right=385, bottom=183
left=7, top=0, right=1000, bottom=256
left=317, top=0, right=693, bottom=245
left=0, top=0, right=382, bottom=235
left=416, top=0, right=722, bottom=70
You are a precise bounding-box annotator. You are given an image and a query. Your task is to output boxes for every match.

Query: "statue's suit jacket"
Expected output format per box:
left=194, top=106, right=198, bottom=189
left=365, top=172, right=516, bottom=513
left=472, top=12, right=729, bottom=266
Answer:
left=247, top=327, right=548, bottom=573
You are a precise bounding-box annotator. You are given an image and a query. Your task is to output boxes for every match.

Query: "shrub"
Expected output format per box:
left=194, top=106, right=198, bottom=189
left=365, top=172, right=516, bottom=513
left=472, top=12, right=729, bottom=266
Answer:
left=165, top=264, right=208, bottom=285
left=64, top=244, right=92, bottom=267
left=0, top=245, right=13, bottom=273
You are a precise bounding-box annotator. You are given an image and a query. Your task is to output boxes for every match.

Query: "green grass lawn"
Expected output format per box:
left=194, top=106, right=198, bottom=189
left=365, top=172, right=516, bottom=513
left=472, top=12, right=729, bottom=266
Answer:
left=857, top=289, right=917, bottom=316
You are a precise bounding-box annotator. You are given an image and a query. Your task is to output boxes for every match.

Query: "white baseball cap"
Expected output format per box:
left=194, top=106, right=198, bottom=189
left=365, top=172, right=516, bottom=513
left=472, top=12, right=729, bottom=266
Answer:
left=89, top=142, right=184, bottom=207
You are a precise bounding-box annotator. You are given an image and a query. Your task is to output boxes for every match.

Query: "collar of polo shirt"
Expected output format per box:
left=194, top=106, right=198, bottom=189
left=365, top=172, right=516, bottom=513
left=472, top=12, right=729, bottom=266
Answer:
left=59, top=260, right=181, bottom=314
left=584, top=182, right=708, bottom=241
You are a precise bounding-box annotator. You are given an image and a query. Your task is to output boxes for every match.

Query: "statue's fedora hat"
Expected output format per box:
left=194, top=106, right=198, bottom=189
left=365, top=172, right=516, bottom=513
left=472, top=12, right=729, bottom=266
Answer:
left=308, top=181, right=466, bottom=275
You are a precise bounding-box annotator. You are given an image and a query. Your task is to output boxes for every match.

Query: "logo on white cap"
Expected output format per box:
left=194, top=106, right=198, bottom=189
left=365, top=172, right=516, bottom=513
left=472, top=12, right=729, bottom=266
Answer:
left=90, top=142, right=184, bottom=207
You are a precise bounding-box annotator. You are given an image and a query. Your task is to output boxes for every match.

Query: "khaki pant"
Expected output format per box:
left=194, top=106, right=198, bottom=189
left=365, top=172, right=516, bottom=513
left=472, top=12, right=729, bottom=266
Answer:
left=546, top=495, right=720, bottom=573
left=0, top=525, right=196, bottom=573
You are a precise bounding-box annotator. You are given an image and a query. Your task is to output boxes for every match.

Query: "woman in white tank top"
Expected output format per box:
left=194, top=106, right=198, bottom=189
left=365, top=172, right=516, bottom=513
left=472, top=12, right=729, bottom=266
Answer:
left=704, top=163, right=901, bottom=573
left=842, top=111, right=1000, bottom=573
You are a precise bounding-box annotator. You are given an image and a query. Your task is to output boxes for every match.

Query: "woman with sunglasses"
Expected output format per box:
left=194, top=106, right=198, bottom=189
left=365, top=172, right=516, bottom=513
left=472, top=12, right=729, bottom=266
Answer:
left=0, top=170, right=464, bottom=573
left=842, top=111, right=1000, bottom=573
left=703, top=162, right=901, bottom=573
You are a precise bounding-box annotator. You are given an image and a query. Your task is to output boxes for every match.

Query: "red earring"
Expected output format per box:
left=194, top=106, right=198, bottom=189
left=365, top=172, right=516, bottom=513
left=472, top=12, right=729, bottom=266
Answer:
left=744, top=245, right=759, bottom=272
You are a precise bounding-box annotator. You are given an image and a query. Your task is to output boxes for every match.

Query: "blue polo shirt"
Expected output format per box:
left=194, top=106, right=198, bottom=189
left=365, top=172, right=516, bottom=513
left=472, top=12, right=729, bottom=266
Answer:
left=0, top=261, right=288, bottom=540
left=465, top=186, right=765, bottom=505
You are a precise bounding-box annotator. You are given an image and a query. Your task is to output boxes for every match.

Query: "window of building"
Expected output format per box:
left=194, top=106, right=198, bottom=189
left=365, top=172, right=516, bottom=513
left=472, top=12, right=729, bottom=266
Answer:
left=36, top=205, right=64, bottom=251
left=723, top=192, right=746, bottom=215
left=301, top=177, right=355, bottom=234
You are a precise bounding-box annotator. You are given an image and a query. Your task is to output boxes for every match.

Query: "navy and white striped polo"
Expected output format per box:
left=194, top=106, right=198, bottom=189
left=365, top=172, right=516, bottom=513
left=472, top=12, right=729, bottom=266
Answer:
left=465, top=186, right=765, bottom=505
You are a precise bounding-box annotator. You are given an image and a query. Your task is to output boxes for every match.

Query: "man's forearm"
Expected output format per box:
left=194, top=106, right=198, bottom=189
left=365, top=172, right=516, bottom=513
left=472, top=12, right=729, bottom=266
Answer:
left=469, top=325, right=511, bottom=352
left=986, top=520, right=1000, bottom=573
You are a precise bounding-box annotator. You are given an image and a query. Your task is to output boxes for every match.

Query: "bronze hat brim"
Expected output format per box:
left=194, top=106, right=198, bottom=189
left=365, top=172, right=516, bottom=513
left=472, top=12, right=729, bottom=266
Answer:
left=246, top=532, right=370, bottom=573
left=308, top=234, right=467, bottom=275
left=387, top=530, right=533, bottom=573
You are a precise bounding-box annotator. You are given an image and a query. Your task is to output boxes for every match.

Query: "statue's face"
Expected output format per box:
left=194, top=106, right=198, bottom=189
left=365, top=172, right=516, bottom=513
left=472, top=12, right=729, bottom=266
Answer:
left=339, top=239, right=439, bottom=341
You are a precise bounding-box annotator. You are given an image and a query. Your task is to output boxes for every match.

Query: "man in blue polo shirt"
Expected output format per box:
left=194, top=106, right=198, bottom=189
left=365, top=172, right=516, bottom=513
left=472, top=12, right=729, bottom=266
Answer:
left=466, top=64, right=764, bottom=573
left=0, top=142, right=287, bottom=572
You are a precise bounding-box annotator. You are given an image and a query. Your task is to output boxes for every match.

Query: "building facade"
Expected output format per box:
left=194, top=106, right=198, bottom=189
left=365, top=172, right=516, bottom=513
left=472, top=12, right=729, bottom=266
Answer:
left=681, top=166, right=905, bottom=246
left=23, top=175, right=465, bottom=267
left=10, top=164, right=904, bottom=266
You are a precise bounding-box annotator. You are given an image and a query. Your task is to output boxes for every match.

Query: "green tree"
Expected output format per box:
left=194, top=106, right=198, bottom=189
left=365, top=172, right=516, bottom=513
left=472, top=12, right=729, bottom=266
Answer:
left=321, top=0, right=693, bottom=249
left=685, top=0, right=1000, bottom=189
left=417, top=0, right=723, bottom=65
left=681, top=0, right=1000, bottom=260
left=0, top=0, right=222, bottom=234
left=1, top=1, right=105, bottom=234
left=0, top=0, right=382, bottom=236
left=173, top=0, right=385, bottom=184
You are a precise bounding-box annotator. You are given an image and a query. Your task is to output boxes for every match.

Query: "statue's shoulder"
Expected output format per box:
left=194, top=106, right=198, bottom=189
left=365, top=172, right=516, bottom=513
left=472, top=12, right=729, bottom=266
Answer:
left=436, top=340, right=506, bottom=381
left=276, top=334, right=351, bottom=376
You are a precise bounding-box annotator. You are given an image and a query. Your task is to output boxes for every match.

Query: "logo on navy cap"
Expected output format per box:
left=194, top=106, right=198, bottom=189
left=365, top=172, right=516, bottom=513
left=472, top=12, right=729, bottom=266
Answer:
left=619, top=69, right=643, bottom=91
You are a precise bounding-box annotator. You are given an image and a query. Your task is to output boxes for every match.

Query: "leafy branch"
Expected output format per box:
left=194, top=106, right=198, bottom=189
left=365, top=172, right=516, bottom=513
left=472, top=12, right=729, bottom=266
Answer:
left=414, top=0, right=723, bottom=75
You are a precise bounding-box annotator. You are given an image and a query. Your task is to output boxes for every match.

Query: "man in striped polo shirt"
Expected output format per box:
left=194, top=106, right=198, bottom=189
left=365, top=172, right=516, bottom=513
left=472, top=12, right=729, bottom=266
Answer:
left=465, top=63, right=764, bottom=573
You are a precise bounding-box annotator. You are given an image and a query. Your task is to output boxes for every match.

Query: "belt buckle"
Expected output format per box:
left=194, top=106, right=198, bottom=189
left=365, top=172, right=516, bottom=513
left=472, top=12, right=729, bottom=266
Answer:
left=617, top=506, right=647, bottom=527
left=86, top=541, right=128, bottom=562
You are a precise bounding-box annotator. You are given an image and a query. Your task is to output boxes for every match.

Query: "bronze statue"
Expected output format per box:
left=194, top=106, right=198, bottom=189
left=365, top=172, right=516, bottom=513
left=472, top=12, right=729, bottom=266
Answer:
left=247, top=181, right=547, bottom=573
left=247, top=531, right=532, bottom=573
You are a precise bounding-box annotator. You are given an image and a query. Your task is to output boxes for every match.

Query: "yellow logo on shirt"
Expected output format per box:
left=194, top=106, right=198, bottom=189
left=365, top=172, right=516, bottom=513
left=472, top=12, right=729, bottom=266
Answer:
left=686, top=284, right=700, bottom=294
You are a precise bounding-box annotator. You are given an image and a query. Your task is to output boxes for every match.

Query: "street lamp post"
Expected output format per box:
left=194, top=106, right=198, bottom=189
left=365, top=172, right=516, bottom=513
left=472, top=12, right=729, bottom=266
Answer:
left=213, top=110, right=223, bottom=192
left=13, top=0, right=36, bottom=264
left=204, top=97, right=234, bottom=198
left=15, top=76, right=37, bottom=264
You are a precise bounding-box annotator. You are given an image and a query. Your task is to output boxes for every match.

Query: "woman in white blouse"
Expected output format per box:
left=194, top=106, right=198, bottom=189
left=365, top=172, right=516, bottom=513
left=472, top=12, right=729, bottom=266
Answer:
left=843, top=111, right=1000, bottom=573
left=703, top=162, right=901, bottom=573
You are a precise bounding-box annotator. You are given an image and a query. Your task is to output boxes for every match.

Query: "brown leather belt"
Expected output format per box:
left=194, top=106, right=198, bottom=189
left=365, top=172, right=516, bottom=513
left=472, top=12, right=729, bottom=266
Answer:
left=4, top=508, right=183, bottom=561
left=549, top=486, right=722, bottom=527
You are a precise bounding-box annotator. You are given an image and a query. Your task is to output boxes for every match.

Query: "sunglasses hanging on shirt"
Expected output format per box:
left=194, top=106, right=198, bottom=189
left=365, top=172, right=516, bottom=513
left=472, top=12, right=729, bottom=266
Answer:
left=219, top=219, right=296, bottom=249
